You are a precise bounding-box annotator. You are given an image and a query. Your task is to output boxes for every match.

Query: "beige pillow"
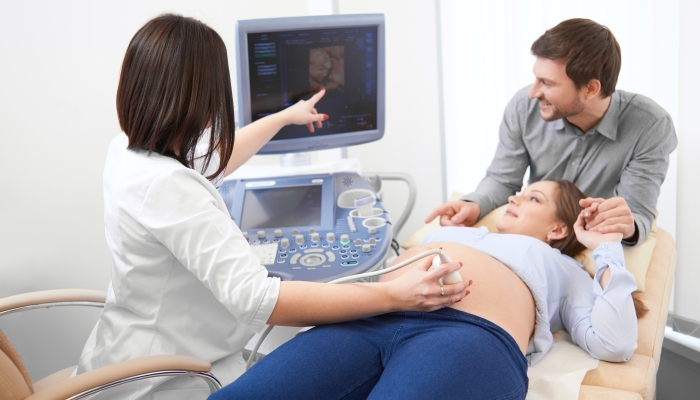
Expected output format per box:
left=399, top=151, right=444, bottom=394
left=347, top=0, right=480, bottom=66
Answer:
left=402, top=192, right=655, bottom=292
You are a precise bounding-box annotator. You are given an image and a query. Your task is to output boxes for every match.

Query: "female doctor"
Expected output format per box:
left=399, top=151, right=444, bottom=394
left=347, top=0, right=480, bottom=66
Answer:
left=73, top=13, right=468, bottom=399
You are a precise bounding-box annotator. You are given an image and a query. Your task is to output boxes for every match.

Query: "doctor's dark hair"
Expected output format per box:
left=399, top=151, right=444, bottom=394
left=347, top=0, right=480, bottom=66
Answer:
left=550, top=180, right=648, bottom=319
left=531, top=18, right=621, bottom=98
left=116, top=14, right=235, bottom=180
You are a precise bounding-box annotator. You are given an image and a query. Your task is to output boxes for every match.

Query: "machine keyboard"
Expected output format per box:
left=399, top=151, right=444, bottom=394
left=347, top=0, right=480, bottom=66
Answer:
left=250, top=243, right=279, bottom=265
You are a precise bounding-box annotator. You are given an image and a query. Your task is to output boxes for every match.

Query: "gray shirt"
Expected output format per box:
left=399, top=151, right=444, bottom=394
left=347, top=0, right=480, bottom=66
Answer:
left=462, top=86, right=677, bottom=245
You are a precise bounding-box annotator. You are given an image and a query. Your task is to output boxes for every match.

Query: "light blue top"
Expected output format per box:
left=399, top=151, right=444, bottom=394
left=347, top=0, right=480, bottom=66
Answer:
left=423, top=226, right=638, bottom=366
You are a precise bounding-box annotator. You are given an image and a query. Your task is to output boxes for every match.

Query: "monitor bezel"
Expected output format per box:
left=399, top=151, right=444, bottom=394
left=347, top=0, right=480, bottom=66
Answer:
left=235, top=14, right=385, bottom=155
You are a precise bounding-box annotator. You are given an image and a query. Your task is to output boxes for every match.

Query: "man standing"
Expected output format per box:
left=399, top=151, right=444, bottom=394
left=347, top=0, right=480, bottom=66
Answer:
left=426, top=18, right=677, bottom=245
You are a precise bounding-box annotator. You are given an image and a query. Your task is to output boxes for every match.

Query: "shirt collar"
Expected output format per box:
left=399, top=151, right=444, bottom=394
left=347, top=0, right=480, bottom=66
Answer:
left=595, top=91, right=621, bottom=141
left=554, top=91, right=621, bottom=140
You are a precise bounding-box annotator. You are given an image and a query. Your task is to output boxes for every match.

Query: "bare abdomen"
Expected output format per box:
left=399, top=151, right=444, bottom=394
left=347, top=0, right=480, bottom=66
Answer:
left=380, top=242, right=536, bottom=354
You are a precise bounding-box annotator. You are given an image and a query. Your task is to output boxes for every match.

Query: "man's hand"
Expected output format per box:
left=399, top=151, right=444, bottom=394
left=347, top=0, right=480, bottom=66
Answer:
left=424, top=201, right=481, bottom=227
left=579, top=196, right=636, bottom=240
left=573, top=213, right=623, bottom=251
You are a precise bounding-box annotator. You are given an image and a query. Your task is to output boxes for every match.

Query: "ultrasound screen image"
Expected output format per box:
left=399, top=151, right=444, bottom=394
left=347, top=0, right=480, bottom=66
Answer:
left=247, top=26, right=378, bottom=140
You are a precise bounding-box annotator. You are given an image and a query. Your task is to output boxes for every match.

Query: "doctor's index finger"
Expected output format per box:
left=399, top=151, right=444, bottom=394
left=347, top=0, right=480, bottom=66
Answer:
left=306, top=88, right=326, bottom=106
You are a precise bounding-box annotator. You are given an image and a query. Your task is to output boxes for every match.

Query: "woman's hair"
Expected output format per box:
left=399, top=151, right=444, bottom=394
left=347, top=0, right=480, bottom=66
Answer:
left=550, top=180, right=587, bottom=258
left=116, top=14, right=235, bottom=180
left=550, top=180, right=648, bottom=318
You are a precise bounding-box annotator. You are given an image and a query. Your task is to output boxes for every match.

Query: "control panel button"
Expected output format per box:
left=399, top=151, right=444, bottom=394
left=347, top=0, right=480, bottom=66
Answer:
left=311, top=232, right=320, bottom=242
left=368, top=226, right=377, bottom=234
left=281, top=238, right=290, bottom=248
left=290, top=253, right=302, bottom=265
left=309, top=228, right=316, bottom=234
left=295, top=235, right=305, bottom=245
left=274, top=229, right=283, bottom=238
left=369, top=238, right=377, bottom=245
left=340, top=234, right=350, bottom=244
left=354, top=238, right=362, bottom=246
left=362, top=244, right=371, bottom=253
left=326, top=252, right=336, bottom=262
left=257, top=230, right=265, bottom=239
left=292, top=229, right=299, bottom=236
left=326, top=232, right=336, bottom=242
left=242, top=231, right=249, bottom=240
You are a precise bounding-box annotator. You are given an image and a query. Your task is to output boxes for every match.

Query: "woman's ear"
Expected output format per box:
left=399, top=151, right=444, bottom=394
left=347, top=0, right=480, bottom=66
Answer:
left=548, top=223, right=569, bottom=243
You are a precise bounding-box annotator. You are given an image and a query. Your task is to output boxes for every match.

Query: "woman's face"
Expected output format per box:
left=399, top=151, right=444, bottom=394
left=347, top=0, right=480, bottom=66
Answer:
left=496, top=181, right=567, bottom=243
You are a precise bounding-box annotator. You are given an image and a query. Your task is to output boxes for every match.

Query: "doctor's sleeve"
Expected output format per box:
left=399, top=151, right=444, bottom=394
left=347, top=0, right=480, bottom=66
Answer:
left=139, top=170, right=279, bottom=333
left=461, top=94, right=530, bottom=219
left=560, top=243, right=638, bottom=362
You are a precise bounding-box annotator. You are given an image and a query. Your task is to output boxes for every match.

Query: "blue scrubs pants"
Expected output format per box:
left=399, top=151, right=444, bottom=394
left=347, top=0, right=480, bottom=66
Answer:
left=210, top=308, right=528, bottom=399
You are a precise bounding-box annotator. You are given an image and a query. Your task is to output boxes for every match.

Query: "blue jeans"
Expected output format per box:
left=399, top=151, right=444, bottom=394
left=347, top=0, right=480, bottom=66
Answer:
left=210, top=308, right=528, bottom=399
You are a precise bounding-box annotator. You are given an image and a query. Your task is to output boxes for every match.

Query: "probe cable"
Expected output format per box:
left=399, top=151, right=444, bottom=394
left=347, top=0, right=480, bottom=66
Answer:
left=246, top=248, right=453, bottom=370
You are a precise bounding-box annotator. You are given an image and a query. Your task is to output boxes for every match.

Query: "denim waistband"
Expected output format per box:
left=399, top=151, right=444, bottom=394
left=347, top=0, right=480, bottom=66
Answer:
left=401, top=307, right=528, bottom=369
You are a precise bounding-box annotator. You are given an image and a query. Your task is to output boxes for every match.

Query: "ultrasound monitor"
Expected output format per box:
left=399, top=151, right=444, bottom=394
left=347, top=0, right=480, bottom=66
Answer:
left=235, top=14, right=385, bottom=155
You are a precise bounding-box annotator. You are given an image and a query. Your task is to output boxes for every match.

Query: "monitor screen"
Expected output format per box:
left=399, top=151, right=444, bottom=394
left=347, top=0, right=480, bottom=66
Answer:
left=239, top=185, right=323, bottom=230
left=236, top=14, right=385, bottom=154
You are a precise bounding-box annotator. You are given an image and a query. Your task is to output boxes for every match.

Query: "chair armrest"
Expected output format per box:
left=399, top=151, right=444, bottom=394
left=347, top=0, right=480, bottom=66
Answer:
left=0, top=289, right=107, bottom=316
left=26, top=355, right=221, bottom=400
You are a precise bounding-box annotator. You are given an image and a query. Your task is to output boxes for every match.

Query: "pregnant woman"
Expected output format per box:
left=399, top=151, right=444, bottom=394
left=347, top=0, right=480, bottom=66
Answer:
left=210, top=180, right=639, bottom=399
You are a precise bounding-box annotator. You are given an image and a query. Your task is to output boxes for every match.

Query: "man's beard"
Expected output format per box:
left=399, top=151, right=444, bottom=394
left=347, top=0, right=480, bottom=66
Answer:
left=539, top=96, right=585, bottom=121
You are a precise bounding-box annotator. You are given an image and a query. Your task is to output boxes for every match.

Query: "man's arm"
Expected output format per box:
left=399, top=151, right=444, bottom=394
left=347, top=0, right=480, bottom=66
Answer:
left=461, top=94, right=530, bottom=220
left=614, top=115, right=677, bottom=244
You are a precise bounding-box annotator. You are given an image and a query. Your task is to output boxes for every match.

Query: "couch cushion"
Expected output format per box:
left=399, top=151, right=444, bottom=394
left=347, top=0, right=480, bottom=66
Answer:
left=582, top=354, right=656, bottom=399
left=578, top=385, right=643, bottom=399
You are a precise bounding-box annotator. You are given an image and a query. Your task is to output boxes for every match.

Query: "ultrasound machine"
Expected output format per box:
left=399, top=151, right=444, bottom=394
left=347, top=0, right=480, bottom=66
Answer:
left=217, top=14, right=399, bottom=284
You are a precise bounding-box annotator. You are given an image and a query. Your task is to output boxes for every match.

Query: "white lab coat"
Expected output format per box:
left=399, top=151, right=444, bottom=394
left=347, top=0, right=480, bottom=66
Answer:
left=75, top=133, right=280, bottom=399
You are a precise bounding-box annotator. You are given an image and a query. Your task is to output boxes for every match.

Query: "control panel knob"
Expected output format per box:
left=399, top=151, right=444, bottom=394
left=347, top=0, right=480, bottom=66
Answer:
left=369, top=238, right=377, bottom=245
left=340, top=234, right=350, bottom=244
left=296, top=235, right=305, bottom=245
left=368, top=226, right=377, bottom=234
left=257, top=230, right=265, bottom=239
left=274, top=229, right=283, bottom=238
left=311, top=232, right=320, bottom=242
left=309, top=228, right=316, bottom=234
left=362, top=244, right=372, bottom=253
left=292, top=229, right=299, bottom=236
left=354, top=238, right=362, bottom=246
left=281, top=238, right=290, bottom=248
left=326, top=232, right=336, bottom=242
left=242, top=231, right=249, bottom=240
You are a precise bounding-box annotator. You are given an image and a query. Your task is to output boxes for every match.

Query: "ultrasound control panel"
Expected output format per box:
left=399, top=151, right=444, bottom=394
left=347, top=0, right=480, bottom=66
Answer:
left=217, top=172, right=392, bottom=282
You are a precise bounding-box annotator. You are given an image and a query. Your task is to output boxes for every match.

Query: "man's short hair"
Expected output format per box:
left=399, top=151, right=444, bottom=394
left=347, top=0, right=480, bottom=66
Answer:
left=531, top=18, right=621, bottom=98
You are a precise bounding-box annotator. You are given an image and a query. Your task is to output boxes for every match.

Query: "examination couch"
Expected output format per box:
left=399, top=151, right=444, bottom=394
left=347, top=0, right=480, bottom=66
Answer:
left=403, top=196, right=676, bottom=400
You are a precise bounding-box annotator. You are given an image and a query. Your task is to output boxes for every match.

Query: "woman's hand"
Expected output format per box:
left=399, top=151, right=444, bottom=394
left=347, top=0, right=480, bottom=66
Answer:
left=280, top=89, right=329, bottom=133
left=574, top=212, right=623, bottom=250
left=385, top=256, right=471, bottom=312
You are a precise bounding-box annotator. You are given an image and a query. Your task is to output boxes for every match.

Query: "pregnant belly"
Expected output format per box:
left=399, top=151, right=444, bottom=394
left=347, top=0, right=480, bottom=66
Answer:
left=380, top=242, right=536, bottom=354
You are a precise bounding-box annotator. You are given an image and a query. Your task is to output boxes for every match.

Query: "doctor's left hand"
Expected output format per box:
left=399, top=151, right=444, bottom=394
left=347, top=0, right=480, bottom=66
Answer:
left=280, top=88, right=329, bottom=133
left=387, top=257, right=470, bottom=312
